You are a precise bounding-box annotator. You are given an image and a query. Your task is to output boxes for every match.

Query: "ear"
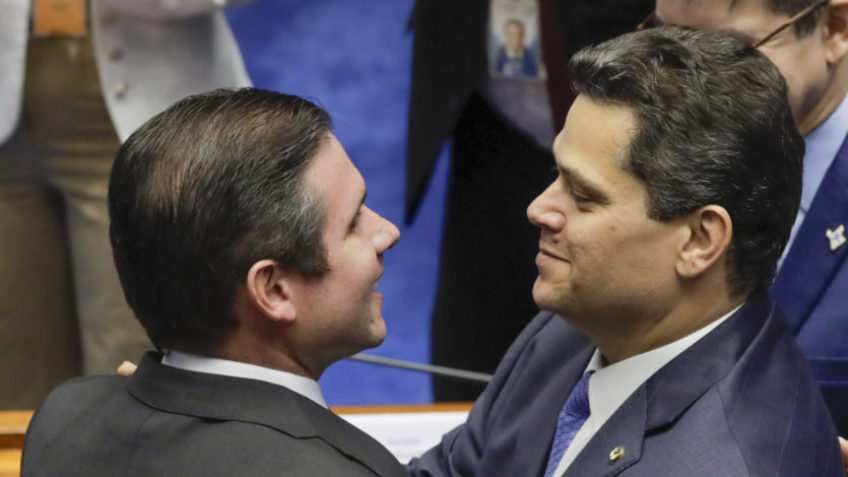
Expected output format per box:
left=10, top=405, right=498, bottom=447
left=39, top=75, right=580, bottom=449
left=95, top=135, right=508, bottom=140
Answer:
left=245, top=259, right=298, bottom=323
left=676, top=205, right=732, bottom=279
left=824, top=0, right=848, bottom=65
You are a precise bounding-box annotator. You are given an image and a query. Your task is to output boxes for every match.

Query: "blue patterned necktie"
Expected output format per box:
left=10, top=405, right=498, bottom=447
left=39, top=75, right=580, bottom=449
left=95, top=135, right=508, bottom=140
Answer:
left=543, top=371, right=594, bottom=477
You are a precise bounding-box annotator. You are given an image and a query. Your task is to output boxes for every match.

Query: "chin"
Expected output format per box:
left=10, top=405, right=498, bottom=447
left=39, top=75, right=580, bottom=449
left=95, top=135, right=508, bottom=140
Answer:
left=367, top=315, right=387, bottom=347
left=532, top=279, right=554, bottom=309
left=533, top=280, right=575, bottom=316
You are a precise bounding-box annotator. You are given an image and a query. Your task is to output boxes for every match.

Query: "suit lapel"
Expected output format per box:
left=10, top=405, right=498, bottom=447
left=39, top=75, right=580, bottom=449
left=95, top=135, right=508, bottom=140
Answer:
left=512, top=339, right=593, bottom=477
left=127, top=354, right=407, bottom=477
left=564, top=387, right=647, bottom=476
left=566, top=294, right=772, bottom=475
left=770, top=133, right=848, bottom=333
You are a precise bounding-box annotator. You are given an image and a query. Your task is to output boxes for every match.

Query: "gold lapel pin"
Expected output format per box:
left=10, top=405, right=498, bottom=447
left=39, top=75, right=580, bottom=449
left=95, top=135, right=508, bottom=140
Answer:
left=608, top=446, right=626, bottom=465
left=826, top=225, right=846, bottom=252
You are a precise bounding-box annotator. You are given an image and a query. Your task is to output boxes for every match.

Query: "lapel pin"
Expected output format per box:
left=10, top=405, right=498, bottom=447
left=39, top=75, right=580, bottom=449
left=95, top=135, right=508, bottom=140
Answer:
left=608, top=445, right=626, bottom=465
left=826, top=225, right=846, bottom=251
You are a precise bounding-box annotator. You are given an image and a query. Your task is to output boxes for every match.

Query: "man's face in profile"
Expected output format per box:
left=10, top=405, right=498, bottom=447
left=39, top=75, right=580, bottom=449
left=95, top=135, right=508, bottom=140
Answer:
left=653, top=0, right=830, bottom=127
left=527, top=95, right=683, bottom=331
left=286, top=134, right=400, bottom=362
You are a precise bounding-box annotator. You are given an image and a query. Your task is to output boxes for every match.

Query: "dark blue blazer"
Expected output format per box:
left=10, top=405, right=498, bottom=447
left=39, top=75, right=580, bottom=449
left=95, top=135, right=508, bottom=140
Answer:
left=408, top=293, right=843, bottom=476
left=771, top=131, right=848, bottom=435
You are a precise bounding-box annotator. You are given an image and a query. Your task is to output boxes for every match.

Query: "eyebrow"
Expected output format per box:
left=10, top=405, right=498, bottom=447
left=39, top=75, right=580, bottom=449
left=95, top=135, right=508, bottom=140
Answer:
left=558, top=163, right=609, bottom=203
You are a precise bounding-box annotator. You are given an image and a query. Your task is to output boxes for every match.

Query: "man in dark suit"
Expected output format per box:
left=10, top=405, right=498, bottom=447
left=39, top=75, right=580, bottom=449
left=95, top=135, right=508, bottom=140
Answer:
left=649, top=0, right=848, bottom=437
left=408, top=26, right=844, bottom=476
left=21, top=88, right=407, bottom=477
left=405, top=0, right=653, bottom=401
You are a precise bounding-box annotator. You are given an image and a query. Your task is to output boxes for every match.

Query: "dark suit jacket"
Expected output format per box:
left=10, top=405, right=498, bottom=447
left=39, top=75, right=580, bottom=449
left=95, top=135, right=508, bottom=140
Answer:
left=771, top=131, right=848, bottom=435
left=408, top=293, right=844, bottom=476
left=22, top=353, right=408, bottom=477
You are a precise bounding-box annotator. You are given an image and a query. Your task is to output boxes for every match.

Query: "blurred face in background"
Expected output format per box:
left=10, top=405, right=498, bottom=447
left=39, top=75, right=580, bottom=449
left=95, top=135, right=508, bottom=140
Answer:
left=504, top=21, right=526, bottom=54
left=653, top=0, right=846, bottom=133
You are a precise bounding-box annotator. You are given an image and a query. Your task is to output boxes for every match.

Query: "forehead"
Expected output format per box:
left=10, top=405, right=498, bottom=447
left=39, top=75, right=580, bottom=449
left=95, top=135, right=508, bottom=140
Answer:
left=555, top=96, right=640, bottom=188
left=303, top=135, right=364, bottom=226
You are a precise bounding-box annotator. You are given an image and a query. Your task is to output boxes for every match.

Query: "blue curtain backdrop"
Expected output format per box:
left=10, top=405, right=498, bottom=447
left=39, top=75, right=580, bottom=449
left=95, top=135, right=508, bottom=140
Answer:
left=226, top=0, right=448, bottom=405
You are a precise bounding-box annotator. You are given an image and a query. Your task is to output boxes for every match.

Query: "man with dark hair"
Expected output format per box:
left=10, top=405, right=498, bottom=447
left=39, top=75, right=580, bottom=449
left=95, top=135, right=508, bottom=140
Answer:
left=408, top=26, right=843, bottom=476
left=21, top=88, right=407, bottom=477
left=406, top=0, right=653, bottom=402
left=649, top=0, right=848, bottom=436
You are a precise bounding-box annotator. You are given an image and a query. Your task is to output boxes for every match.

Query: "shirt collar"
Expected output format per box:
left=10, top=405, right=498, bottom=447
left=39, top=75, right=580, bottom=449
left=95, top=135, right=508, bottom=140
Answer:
left=161, top=350, right=328, bottom=409
left=802, top=92, right=848, bottom=212
left=583, top=305, right=741, bottom=433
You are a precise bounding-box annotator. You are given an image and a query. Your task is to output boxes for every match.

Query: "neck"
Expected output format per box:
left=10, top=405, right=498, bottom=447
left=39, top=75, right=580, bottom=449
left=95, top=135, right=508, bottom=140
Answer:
left=799, top=60, right=848, bottom=135
left=588, top=276, right=744, bottom=364
left=213, top=329, right=322, bottom=380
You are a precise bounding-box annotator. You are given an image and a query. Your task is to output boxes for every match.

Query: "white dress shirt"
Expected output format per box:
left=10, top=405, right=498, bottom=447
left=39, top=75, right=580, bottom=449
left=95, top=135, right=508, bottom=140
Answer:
left=552, top=306, right=740, bottom=476
left=161, top=350, right=328, bottom=409
left=780, top=92, right=848, bottom=267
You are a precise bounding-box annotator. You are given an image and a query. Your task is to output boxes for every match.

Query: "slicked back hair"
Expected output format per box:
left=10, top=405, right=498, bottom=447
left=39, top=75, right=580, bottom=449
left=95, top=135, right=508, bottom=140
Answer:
left=569, top=26, right=803, bottom=297
left=109, top=88, right=331, bottom=353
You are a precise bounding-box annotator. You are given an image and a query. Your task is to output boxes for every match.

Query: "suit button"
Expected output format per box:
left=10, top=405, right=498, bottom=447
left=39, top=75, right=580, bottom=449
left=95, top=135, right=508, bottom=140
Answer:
left=114, top=82, right=128, bottom=99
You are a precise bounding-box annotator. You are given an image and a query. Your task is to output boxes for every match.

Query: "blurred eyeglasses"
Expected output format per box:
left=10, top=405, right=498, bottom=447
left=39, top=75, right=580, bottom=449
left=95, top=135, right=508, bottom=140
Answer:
left=635, top=0, right=829, bottom=48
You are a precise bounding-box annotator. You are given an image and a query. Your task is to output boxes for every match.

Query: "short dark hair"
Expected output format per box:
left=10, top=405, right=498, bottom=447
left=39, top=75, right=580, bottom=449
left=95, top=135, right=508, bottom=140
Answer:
left=569, top=25, right=803, bottom=297
left=109, top=88, right=332, bottom=353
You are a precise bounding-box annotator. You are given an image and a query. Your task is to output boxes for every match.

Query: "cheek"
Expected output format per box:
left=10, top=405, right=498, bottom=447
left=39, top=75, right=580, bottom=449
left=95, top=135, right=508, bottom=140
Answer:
left=582, top=218, right=663, bottom=272
left=338, top=247, right=378, bottom=294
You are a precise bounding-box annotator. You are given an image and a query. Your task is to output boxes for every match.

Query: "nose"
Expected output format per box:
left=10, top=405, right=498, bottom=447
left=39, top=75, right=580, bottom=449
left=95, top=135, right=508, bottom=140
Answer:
left=527, top=183, right=565, bottom=232
left=367, top=207, right=401, bottom=253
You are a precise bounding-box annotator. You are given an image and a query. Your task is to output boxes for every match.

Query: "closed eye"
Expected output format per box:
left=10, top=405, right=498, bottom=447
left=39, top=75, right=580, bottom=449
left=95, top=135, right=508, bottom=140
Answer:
left=569, top=188, right=593, bottom=204
left=348, top=191, right=367, bottom=233
left=349, top=208, right=363, bottom=232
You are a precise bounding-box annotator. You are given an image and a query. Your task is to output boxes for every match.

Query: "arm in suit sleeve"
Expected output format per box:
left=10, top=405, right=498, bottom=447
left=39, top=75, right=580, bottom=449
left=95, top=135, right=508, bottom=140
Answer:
left=407, top=313, right=559, bottom=477
left=97, top=0, right=254, bottom=20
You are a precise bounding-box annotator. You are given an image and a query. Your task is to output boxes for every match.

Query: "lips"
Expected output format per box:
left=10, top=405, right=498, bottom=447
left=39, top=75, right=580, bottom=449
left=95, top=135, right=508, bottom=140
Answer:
left=371, top=267, right=386, bottom=296
left=538, top=244, right=568, bottom=262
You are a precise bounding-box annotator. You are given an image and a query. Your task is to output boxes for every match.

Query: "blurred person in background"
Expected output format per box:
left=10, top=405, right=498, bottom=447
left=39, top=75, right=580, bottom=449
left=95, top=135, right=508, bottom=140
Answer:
left=0, top=0, right=251, bottom=408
